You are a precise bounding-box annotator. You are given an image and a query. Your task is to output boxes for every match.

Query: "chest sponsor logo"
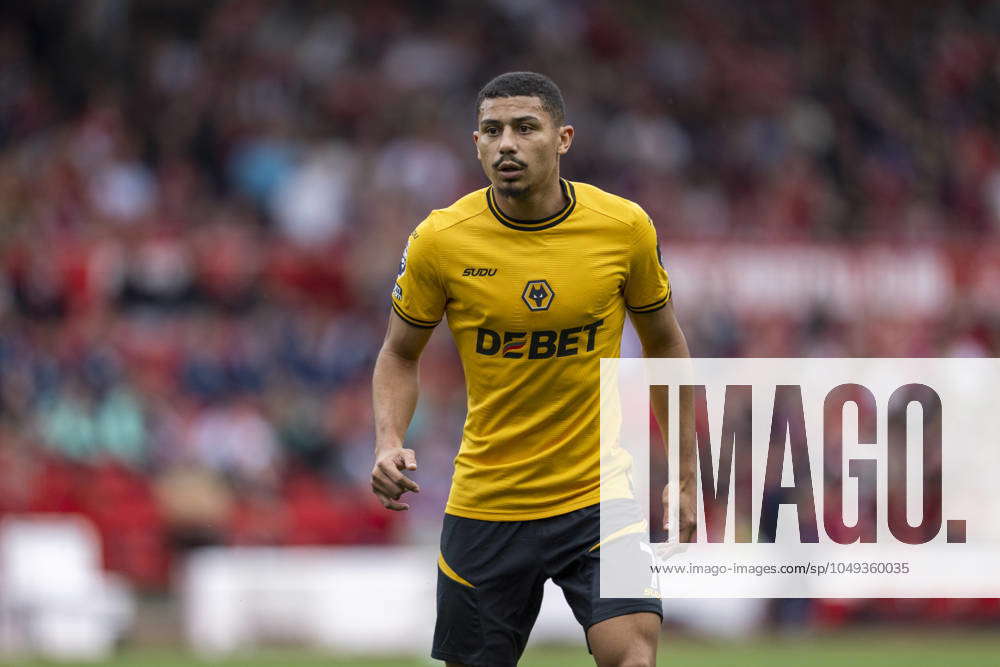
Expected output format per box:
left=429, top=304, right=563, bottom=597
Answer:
left=522, top=279, right=554, bottom=311
left=475, top=319, right=604, bottom=359
left=462, top=267, right=498, bottom=277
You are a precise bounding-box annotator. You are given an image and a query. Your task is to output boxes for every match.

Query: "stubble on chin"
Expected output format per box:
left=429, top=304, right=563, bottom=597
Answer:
left=497, top=186, right=527, bottom=199
left=495, top=181, right=529, bottom=199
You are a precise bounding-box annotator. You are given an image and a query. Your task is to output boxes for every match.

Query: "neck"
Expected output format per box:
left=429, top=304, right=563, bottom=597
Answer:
left=493, top=176, right=567, bottom=220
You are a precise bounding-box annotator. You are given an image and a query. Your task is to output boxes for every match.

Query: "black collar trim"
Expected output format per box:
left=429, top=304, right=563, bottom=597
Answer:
left=487, top=179, right=576, bottom=231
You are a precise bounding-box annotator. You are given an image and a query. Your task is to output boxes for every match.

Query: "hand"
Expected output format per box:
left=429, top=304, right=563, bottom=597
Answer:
left=371, top=447, right=420, bottom=511
left=661, top=481, right=696, bottom=543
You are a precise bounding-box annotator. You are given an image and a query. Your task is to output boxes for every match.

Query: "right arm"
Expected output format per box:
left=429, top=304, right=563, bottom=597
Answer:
left=371, top=313, right=435, bottom=510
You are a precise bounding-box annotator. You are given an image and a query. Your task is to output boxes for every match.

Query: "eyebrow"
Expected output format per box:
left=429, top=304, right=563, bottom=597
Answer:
left=479, top=115, right=542, bottom=127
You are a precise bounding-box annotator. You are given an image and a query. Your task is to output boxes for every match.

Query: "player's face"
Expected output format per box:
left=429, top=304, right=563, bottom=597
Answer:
left=473, top=96, right=573, bottom=199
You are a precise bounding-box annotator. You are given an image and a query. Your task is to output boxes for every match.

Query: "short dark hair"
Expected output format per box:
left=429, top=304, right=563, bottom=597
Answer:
left=475, top=71, right=566, bottom=125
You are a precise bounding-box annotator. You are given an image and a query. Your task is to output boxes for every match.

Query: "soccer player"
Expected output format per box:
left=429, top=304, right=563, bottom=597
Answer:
left=371, top=72, right=693, bottom=666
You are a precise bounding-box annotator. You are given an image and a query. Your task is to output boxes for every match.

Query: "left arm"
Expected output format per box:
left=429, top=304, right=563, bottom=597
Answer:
left=629, top=302, right=696, bottom=541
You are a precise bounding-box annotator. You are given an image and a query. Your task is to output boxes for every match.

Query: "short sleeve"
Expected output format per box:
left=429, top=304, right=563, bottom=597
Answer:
left=623, top=216, right=671, bottom=313
left=391, top=221, right=446, bottom=328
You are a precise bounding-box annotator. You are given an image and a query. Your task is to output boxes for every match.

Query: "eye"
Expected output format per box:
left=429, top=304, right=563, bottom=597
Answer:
left=520, top=124, right=533, bottom=133
left=484, top=127, right=500, bottom=136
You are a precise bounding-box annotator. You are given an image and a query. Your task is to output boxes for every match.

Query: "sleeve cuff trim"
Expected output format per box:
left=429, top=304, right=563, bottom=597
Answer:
left=626, top=292, right=670, bottom=313
left=391, top=301, right=441, bottom=328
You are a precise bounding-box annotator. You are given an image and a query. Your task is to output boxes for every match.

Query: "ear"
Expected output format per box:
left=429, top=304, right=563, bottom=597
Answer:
left=557, top=124, right=574, bottom=156
left=472, top=131, right=481, bottom=160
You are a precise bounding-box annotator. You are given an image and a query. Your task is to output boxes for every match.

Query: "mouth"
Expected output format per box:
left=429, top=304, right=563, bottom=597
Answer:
left=496, top=161, right=525, bottom=178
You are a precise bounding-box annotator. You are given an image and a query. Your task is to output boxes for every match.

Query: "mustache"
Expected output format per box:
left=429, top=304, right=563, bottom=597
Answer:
left=494, top=156, right=526, bottom=169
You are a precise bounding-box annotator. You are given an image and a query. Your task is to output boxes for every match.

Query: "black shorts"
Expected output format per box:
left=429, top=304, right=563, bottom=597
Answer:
left=431, top=500, right=662, bottom=666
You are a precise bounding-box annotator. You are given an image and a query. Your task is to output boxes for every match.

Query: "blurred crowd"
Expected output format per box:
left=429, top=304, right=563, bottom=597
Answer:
left=0, top=0, right=999, bottom=607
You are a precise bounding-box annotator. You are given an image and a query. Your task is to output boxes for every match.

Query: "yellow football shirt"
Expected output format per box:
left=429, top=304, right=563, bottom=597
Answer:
left=392, top=179, right=671, bottom=520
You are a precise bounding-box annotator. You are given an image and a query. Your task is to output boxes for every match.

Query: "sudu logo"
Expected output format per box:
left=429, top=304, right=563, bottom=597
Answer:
left=463, top=267, right=498, bottom=277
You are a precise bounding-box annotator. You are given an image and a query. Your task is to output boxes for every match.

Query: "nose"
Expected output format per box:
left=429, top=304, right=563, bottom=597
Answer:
left=498, top=125, right=518, bottom=154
